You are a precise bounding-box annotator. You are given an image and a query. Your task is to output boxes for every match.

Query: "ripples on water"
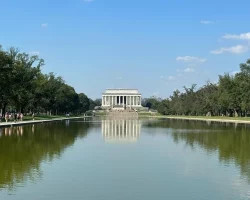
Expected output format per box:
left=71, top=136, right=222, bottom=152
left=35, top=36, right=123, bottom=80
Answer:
left=0, top=118, right=249, bottom=199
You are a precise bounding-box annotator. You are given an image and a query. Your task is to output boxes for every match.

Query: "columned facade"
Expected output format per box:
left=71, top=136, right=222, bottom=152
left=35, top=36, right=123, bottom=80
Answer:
left=102, top=89, right=142, bottom=109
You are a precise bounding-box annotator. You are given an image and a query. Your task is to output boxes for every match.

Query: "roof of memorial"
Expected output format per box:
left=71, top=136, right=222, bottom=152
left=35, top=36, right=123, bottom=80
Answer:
left=103, top=89, right=141, bottom=95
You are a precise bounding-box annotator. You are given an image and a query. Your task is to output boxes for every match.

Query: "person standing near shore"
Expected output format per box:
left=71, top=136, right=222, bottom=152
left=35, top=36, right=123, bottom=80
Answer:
left=14, top=113, right=17, bottom=123
left=20, top=113, right=23, bottom=121
left=17, top=113, right=20, bottom=122
left=32, top=113, right=35, bottom=120
left=5, top=112, right=9, bottom=123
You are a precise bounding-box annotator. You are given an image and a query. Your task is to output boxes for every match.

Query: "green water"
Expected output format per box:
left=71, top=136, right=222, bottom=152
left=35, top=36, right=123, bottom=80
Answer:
left=0, top=118, right=250, bottom=200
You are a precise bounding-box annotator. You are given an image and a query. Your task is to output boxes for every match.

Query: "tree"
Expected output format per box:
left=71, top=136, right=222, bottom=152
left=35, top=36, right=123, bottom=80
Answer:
left=143, top=97, right=161, bottom=110
left=78, top=93, right=90, bottom=113
left=0, top=46, right=13, bottom=114
left=0, top=44, right=90, bottom=115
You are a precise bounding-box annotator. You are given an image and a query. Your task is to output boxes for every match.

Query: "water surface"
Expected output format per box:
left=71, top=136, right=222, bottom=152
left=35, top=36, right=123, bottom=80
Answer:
left=0, top=118, right=250, bottom=200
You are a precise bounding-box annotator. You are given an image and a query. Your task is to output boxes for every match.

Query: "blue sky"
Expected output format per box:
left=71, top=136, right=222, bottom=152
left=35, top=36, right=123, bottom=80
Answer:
left=1, top=0, right=250, bottom=99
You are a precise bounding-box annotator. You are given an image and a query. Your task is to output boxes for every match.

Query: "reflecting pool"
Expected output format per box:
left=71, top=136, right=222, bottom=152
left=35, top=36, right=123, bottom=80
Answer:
left=0, top=118, right=250, bottom=200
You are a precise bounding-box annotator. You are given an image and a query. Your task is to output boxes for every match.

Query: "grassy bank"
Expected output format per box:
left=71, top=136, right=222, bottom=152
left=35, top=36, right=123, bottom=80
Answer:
left=94, top=112, right=106, bottom=116
left=138, top=112, right=162, bottom=117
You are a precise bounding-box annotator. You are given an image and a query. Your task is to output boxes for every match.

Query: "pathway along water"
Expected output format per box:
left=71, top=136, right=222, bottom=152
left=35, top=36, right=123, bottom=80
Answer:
left=0, top=116, right=90, bottom=128
left=153, top=115, right=250, bottom=124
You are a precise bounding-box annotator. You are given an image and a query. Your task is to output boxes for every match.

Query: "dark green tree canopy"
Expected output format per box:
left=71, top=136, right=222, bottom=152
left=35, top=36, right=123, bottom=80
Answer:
left=147, top=58, right=250, bottom=117
left=0, top=45, right=95, bottom=115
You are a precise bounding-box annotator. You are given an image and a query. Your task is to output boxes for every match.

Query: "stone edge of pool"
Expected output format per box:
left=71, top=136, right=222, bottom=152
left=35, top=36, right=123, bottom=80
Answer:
left=3, top=115, right=250, bottom=128
left=0, top=116, right=92, bottom=128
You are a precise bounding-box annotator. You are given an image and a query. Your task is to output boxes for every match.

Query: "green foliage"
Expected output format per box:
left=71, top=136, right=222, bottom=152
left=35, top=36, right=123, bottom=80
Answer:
left=88, top=98, right=101, bottom=110
left=146, top=58, right=250, bottom=117
left=142, top=97, right=161, bottom=110
left=78, top=93, right=90, bottom=113
left=0, top=45, right=96, bottom=115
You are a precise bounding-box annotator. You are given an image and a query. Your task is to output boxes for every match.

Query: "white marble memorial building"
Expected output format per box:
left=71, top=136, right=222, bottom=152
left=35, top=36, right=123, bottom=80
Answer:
left=102, top=89, right=142, bottom=109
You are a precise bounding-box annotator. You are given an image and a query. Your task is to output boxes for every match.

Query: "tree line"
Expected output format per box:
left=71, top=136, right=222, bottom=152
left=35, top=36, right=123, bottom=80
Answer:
left=143, top=59, right=250, bottom=117
left=0, top=45, right=100, bottom=115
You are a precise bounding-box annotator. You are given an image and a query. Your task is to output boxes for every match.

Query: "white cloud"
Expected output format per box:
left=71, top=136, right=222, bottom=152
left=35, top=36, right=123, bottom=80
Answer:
left=116, top=77, right=123, bottom=80
left=29, top=51, right=40, bottom=55
left=200, top=20, right=214, bottom=25
left=152, top=92, right=159, bottom=96
left=229, top=70, right=240, bottom=76
left=176, top=56, right=207, bottom=63
left=223, top=32, right=250, bottom=40
left=160, top=76, right=171, bottom=85
left=168, top=76, right=176, bottom=81
left=184, top=68, right=195, bottom=73
left=210, top=45, right=248, bottom=54
left=41, top=23, right=48, bottom=28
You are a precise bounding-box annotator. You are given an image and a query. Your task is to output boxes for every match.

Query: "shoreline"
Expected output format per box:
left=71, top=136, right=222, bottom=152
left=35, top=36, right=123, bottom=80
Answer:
left=5, top=114, right=250, bottom=126
left=151, top=115, right=250, bottom=124
left=0, top=116, right=91, bottom=128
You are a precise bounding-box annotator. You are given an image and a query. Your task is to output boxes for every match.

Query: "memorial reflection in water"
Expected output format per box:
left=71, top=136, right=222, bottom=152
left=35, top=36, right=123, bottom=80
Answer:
left=102, top=119, right=141, bottom=142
